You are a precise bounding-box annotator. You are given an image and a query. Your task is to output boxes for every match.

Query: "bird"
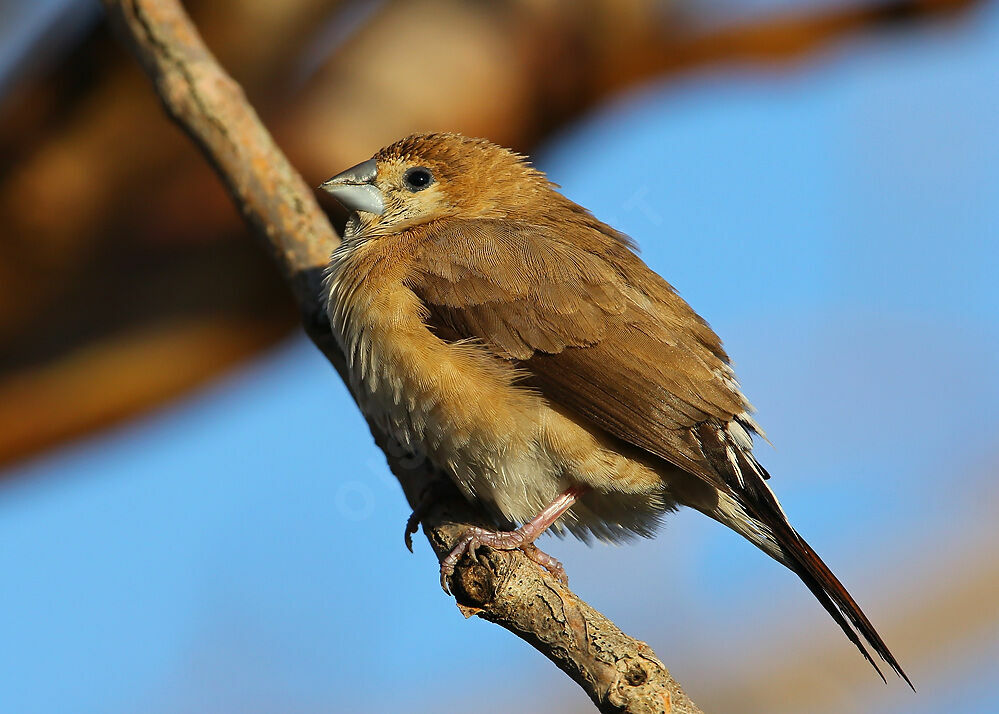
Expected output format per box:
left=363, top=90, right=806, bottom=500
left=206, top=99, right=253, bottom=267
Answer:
left=318, top=132, right=910, bottom=686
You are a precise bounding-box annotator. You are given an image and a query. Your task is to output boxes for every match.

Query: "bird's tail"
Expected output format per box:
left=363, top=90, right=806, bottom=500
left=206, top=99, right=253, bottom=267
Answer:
left=711, top=483, right=913, bottom=689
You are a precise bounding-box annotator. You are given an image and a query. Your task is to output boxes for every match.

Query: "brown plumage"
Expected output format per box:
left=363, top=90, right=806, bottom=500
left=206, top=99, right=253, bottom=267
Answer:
left=320, top=132, right=910, bottom=686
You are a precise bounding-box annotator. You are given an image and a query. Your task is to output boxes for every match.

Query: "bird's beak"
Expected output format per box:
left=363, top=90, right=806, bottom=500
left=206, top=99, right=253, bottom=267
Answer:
left=319, top=158, right=384, bottom=215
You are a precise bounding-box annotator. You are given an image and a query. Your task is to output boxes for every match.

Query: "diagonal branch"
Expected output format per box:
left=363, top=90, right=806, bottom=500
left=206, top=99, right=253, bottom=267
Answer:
left=101, top=1, right=703, bottom=711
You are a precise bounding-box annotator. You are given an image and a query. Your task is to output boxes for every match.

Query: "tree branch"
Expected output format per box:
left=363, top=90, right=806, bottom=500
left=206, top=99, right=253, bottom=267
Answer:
left=101, top=1, right=703, bottom=711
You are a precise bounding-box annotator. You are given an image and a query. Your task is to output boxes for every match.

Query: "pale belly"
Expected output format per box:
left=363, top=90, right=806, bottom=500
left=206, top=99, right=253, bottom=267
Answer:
left=347, top=337, right=566, bottom=524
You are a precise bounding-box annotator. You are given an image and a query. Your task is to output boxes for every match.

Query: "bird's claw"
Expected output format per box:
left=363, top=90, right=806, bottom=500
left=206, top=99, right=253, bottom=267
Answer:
left=438, top=527, right=568, bottom=594
left=404, top=509, right=421, bottom=553
left=466, top=538, right=482, bottom=565
left=521, top=543, right=568, bottom=586
left=439, top=532, right=477, bottom=594
left=404, top=479, right=453, bottom=553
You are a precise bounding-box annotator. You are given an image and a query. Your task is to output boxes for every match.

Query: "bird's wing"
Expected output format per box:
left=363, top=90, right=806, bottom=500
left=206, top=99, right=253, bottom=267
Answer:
left=404, top=217, right=757, bottom=494
left=404, top=216, right=910, bottom=686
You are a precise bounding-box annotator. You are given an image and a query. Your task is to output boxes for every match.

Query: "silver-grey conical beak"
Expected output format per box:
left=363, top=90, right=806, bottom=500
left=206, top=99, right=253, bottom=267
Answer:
left=319, top=158, right=384, bottom=215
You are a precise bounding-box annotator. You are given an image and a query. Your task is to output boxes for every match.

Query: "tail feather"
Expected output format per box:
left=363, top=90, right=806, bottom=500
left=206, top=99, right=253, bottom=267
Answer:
left=773, top=518, right=913, bottom=689
left=690, top=421, right=911, bottom=686
left=714, top=448, right=913, bottom=688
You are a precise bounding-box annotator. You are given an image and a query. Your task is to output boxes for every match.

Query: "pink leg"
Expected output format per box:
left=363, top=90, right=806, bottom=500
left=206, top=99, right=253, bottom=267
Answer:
left=439, top=485, right=587, bottom=593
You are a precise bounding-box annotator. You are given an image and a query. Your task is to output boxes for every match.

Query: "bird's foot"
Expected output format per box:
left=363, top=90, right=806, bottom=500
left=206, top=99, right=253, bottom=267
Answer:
left=438, top=526, right=568, bottom=593
left=521, top=543, right=568, bottom=585
left=438, top=485, right=586, bottom=594
left=404, top=479, right=455, bottom=552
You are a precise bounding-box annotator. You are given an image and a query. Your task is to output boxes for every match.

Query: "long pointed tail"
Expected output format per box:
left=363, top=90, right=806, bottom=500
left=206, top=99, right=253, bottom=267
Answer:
left=771, top=516, right=913, bottom=688
left=712, top=482, right=913, bottom=689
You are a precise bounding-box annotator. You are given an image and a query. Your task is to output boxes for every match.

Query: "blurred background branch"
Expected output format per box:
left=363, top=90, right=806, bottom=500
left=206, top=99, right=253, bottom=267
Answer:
left=0, top=0, right=978, bottom=471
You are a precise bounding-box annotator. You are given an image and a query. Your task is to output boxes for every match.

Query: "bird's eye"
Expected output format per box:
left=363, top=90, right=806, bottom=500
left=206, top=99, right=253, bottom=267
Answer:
left=403, top=167, right=433, bottom=192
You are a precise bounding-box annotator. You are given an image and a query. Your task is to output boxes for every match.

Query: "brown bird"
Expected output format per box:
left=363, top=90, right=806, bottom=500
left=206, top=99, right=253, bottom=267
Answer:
left=319, top=132, right=910, bottom=685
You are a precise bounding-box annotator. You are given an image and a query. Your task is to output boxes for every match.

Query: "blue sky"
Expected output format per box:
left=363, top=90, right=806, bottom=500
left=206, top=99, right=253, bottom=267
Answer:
left=1, top=3, right=997, bottom=713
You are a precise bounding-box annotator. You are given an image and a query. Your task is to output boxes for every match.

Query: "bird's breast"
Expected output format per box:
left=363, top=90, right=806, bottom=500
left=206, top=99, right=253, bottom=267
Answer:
left=325, top=240, right=560, bottom=509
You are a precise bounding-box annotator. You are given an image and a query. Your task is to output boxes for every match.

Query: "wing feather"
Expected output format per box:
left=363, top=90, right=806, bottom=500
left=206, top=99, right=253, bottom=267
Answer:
left=405, top=218, right=751, bottom=489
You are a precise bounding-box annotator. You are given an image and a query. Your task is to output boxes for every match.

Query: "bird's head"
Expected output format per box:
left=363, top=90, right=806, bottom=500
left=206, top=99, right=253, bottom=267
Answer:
left=319, top=133, right=550, bottom=237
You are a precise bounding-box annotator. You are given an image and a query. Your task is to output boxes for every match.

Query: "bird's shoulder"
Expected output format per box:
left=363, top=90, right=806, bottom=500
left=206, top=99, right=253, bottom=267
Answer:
left=405, top=215, right=752, bottom=423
